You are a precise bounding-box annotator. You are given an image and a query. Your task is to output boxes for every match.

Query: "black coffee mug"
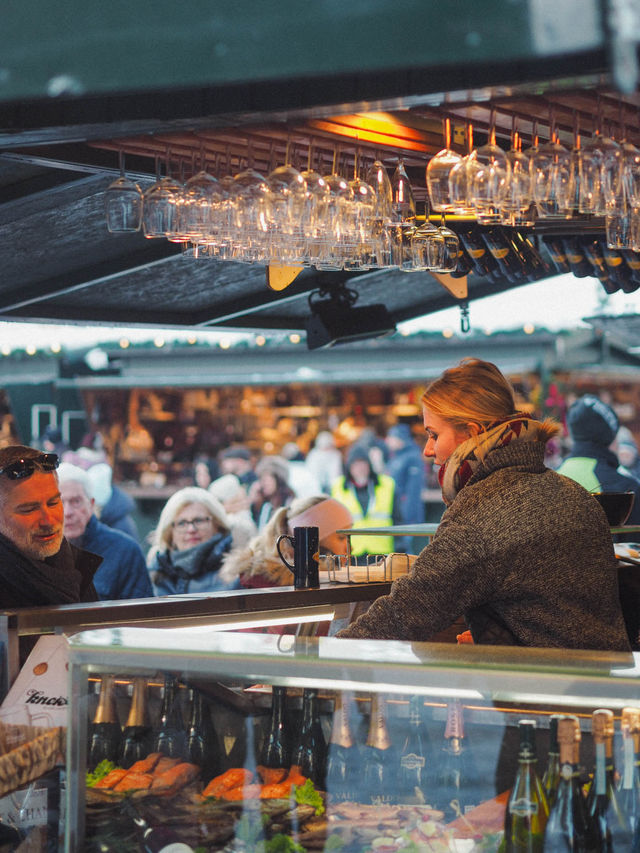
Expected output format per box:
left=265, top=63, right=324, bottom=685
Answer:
left=276, top=526, right=320, bottom=589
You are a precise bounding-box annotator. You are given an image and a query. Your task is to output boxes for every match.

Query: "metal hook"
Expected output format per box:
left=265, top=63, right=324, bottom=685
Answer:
left=459, top=300, right=471, bottom=334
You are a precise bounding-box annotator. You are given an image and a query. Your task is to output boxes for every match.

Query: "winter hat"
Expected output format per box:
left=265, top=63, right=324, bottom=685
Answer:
left=567, top=395, right=619, bottom=446
left=346, top=444, right=371, bottom=469
left=220, top=445, right=251, bottom=462
left=255, top=455, right=290, bottom=482
left=86, top=462, right=114, bottom=507
left=208, top=473, right=244, bottom=503
left=288, top=498, right=353, bottom=543
left=388, top=423, right=413, bottom=443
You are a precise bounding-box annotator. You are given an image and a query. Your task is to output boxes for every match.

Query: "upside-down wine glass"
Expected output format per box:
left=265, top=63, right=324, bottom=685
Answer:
left=501, top=120, right=533, bottom=227
left=448, top=122, right=479, bottom=217
left=426, top=117, right=462, bottom=213
left=531, top=108, right=573, bottom=219
left=471, top=110, right=509, bottom=225
left=142, top=153, right=183, bottom=239
left=104, top=150, right=143, bottom=234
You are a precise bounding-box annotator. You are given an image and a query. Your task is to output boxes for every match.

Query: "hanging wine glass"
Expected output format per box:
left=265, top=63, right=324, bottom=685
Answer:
left=531, top=108, right=573, bottom=218
left=365, top=158, right=393, bottom=221
left=315, top=150, right=353, bottom=269
left=232, top=153, right=271, bottom=263
left=300, top=147, right=329, bottom=267
left=605, top=116, right=634, bottom=249
left=436, top=214, right=460, bottom=273
left=578, top=100, right=620, bottom=216
left=364, top=157, right=393, bottom=267
left=567, top=112, right=582, bottom=215
left=142, top=153, right=183, bottom=239
left=501, top=121, right=533, bottom=227
left=409, top=200, right=443, bottom=271
left=179, top=147, right=223, bottom=244
left=104, top=150, right=143, bottom=234
left=426, top=117, right=462, bottom=213
left=266, top=141, right=307, bottom=263
left=448, top=123, right=479, bottom=216
left=346, top=149, right=376, bottom=270
left=388, top=159, right=416, bottom=269
left=471, top=110, right=509, bottom=225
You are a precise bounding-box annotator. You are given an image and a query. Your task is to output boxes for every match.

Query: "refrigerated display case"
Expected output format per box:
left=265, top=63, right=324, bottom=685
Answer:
left=65, top=626, right=640, bottom=852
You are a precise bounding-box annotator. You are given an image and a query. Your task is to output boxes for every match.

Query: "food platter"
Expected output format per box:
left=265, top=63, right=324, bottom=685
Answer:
left=85, top=751, right=506, bottom=852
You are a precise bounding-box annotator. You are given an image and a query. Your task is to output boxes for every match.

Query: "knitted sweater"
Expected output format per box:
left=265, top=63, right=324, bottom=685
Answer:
left=338, top=441, right=631, bottom=651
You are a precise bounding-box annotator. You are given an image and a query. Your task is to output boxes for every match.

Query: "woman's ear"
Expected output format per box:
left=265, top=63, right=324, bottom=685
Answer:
left=466, top=422, right=483, bottom=437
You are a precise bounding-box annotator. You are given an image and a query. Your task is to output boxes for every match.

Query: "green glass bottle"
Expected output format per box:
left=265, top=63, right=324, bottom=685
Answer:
left=543, top=715, right=601, bottom=853
left=542, top=715, right=563, bottom=810
left=503, top=719, right=549, bottom=852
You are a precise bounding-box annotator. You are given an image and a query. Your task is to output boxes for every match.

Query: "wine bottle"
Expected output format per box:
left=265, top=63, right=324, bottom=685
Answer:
left=586, top=708, right=633, bottom=850
left=511, top=230, right=551, bottom=280
left=120, top=677, right=153, bottom=769
left=602, top=242, right=635, bottom=293
left=186, top=689, right=220, bottom=784
left=397, top=695, right=431, bottom=805
left=543, top=237, right=572, bottom=274
left=543, top=715, right=602, bottom=853
left=291, top=688, right=327, bottom=789
left=259, top=685, right=291, bottom=771
left=437, top=699, right=481, bottom=822
left=582, top=240, right=620, bottom=294
left=482, top=227, right=526, bottom=283
left=152, top=674, right=188, bottom=761
left=563, top=237, right=594, bottom=278
left=622, top=250, right=640, bottom=287
left=503, top=719, right=549, bottom=853
left=449, top=240, right=473, bottom=279
left=362, top=692, right=396, bottom=806
left=88, top=674, right=122, bottom=770
left=617, top=707, right=640, bottom=844
left=459, top=226, right=502, bottom=281
left=326, top=690, right=358, bottom=802
left=122, top=799, right=195, bottom=853
left=542, top=715, right=562, bottom=809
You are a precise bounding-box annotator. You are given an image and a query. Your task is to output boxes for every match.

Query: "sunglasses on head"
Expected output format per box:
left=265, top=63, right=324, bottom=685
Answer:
left=0, top=453, right=60, bottom=480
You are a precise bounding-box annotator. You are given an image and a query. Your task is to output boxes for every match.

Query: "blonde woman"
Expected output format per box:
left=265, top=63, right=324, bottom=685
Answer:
left=339, top=358, right=631, bottom=651
left=147, top=487, right=233, bottom=595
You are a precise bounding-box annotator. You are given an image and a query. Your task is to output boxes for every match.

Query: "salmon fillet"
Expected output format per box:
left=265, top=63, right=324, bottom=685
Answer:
left=153, top=756, right=182, bottom=775
left=127, top=753, right=163, bottom=775
left=92, top=768, right=128, bottom=789
left=113, top=772, right=153, bottom=793
left=151, top=762, right=199, bottom=794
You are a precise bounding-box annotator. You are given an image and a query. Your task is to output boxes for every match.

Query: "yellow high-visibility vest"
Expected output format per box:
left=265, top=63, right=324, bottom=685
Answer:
left=331, top=474, right=395, bottom=556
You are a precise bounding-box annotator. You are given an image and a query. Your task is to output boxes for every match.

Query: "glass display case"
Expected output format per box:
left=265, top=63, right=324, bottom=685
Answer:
left=65, top=628, right=640, bottom=852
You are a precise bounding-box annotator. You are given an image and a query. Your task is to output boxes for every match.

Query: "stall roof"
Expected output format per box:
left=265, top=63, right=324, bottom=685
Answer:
left=0, top=1, right=638, bottom=339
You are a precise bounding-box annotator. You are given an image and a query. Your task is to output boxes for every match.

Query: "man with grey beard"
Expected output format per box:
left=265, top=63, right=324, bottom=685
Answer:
left=0, top=445, right=99, bottom=609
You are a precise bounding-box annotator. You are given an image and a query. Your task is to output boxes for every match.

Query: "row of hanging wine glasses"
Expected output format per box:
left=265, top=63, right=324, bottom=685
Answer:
left=426, top=109, right=640, bottom=252
left=104, top=146, right=460, bottom=273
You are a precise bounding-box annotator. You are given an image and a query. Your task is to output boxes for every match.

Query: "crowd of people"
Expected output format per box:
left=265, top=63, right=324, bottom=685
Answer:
left=0, top=358, right=639, bottom=652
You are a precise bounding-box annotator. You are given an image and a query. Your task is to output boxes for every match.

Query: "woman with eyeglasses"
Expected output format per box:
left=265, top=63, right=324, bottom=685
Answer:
left=147, top=487, right=233, bottom=596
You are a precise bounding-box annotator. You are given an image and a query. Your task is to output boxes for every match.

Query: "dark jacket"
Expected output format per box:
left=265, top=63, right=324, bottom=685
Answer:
left=339, top=441, right=631, bottom=651
left=74, top=515, right=152, bottom=601
left=556, top=440, right=640, bottom=525
left=0, top=533, right=99, bottom=609
left=149, top=532, right=233, bottom=596
left=100, top=485, right=139, bottom=541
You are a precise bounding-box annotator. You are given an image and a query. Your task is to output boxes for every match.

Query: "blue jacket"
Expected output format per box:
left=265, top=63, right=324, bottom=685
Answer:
left=386, top=443, right=426, bottom=526
left=100, top=486, right=139, bottom=542
left=78, top=515, right=153, bottom=601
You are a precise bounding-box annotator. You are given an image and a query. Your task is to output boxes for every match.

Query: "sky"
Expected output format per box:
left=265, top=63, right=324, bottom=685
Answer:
left=0, top=272, right=636, bottom=351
